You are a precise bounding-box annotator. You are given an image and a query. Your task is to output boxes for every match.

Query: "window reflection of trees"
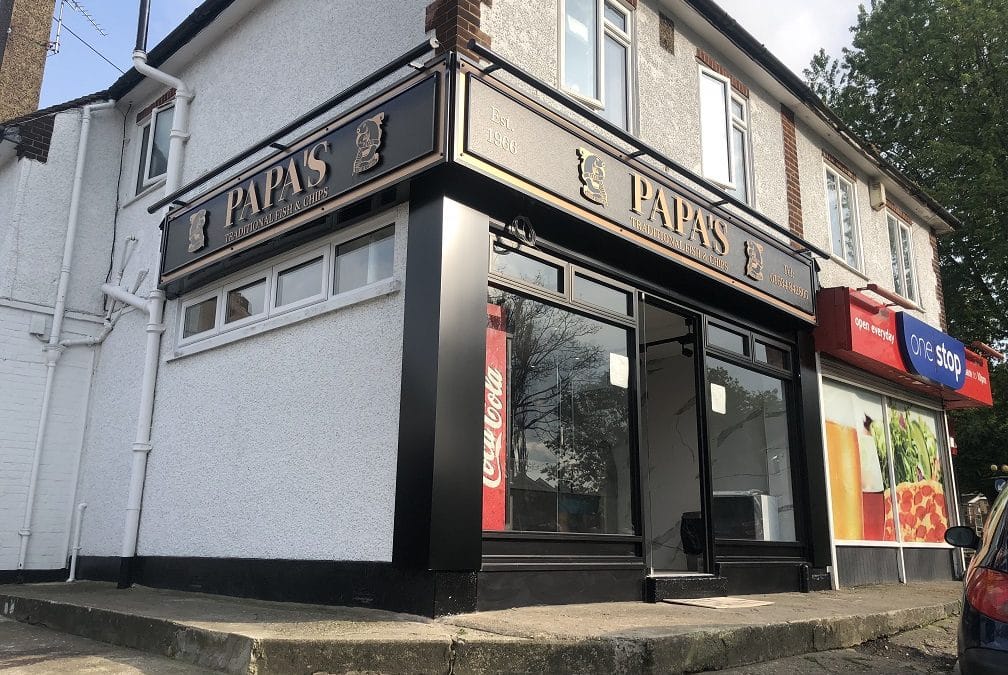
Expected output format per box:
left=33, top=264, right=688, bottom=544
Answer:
left=489, top=289, right=631, bottom=534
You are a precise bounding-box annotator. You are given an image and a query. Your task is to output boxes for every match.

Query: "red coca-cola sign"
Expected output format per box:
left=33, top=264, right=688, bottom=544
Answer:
left=483, top=304, right=508, bottom=531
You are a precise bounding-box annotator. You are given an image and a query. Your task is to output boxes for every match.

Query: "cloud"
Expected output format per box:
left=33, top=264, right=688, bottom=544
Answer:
left=714, top=0, right=861, bottom=76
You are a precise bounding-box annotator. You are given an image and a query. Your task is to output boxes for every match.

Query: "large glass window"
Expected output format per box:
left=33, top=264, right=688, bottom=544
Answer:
left=699, top=70, right=751, bottom=202
left=822, top=379, right=951, bottom=545
left=561, top=0, right=633, bottom=130
left=706, top=358, right=796, bottom=542
left=485, top=287, right=635, bottom=535
left=887, top=213, right=918, bottom=303
left=825, top=167, right=862, bottom=269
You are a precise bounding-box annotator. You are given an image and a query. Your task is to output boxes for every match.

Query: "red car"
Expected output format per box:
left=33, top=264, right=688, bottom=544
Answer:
left=945, top=484, right=1008, bottom=675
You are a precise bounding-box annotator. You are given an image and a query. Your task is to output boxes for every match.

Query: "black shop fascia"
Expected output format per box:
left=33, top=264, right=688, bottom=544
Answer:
left=154, top=50, right=829, bottom=615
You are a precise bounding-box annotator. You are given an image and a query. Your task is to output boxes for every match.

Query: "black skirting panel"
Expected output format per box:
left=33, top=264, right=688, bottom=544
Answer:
left=903, top=547, right=955, bottom=582
left=476, top=569, right=644, bottom=610
left=0, top=568, right=68, bottom=584
left=645, top=575, right=728, bottom=602
left=715, top=561, right=811, bottom=594
left=75, top=556, right=477, bottom=617
left=836, top=546, right=901, bottom=587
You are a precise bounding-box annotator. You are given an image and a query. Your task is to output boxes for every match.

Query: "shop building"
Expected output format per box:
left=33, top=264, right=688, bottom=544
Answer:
left=0, top=0, right=992, bottom=615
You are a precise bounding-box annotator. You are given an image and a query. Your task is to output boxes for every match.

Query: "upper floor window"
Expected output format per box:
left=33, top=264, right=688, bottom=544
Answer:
left=699, top=68, right=751, bottom=203
left=561, top=0, right=633, bottom=130
left=136, top=105, right=174, bottom=194
left=824, top=166, right=861, bottom=270
left=887, top=212, right=918, bottom=302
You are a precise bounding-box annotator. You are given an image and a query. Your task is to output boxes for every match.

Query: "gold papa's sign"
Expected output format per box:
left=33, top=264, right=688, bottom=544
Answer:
left=160, top=74, right=443, bottom=287
left=458, top=72, right=815, bottom=320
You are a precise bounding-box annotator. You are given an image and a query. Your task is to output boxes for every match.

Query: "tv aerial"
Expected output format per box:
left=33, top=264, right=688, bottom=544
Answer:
left=49, top=0, right=108, bottom=55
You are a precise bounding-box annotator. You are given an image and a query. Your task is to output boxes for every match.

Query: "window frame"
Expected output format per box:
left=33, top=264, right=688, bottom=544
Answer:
left=175, top=219, right=398, bottom=349
left=178, top=287, right=222, bottom=346
left=886, top=211, right=919, bottom=304
left=221, top=271, right=270, bottom=331
left=558, top=0, right=635, bottom=131
left=272, top=247, right=331, bottom=315
left=698, top=66, right=752, bottom=203
left=823, top=165, right=864, bottom=272
left=136, top=103, right=175, bottom=194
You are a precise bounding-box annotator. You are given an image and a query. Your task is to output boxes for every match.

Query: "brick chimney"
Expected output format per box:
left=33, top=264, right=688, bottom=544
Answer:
left=0, top=0, right=57, bottom=122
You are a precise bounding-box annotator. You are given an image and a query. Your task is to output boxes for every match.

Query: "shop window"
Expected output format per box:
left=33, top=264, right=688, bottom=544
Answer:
left=825, top=167, right=862, bottom=270
left=182, top=295, right=217, bottom=340
left=335, top=226, right=395, bottom=294
left=706, top=322, right=748, bottom=356
left=754, top=340, right=789, bottom=371
left=821, top=379, right=951, bottom=545
left=490, top=247, right=564, bottom=294
left=485, top=287, right=635, bottom=535
left=136, top=105, right=174, bottom=194
left=699, top=69, right=751, bottom=202
left=224, top=276, right=267, bottom=325
left=573, top=272, right=631, bottom=316
left=887, top=213, right=918, bottom=303
left=175, top=221, right=396, bottom=347
left=561, top=0, right=634, bottom=130
left=706, top=358, right=796, bottom=541
left=275, top=255, right=326, bottom=310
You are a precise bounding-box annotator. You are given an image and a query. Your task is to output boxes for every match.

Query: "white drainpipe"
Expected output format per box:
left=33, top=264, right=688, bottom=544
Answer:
left=103, top=48, right=191, bottom=584
left=16, top=99, right=115, bottom=571
left=67, top=503, right=87, bottom=582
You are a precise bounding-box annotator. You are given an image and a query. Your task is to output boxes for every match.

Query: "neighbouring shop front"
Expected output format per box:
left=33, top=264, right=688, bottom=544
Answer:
left=815, top=287, right=994, bottom=588
left=142, top=50, right=832, bottom=615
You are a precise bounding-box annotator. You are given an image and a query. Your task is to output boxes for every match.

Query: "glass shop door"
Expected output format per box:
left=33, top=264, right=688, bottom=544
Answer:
left=639, top=298, right=710, bottom=574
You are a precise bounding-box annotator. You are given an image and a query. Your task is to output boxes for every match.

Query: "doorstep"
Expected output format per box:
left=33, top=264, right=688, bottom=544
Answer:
left=0, top=580, right=961, bottom=674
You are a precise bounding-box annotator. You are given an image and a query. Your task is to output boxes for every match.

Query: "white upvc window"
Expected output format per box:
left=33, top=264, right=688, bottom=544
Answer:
left=887, top=212, right=918, bottom=303
left=176, top=223, right=396, bottom=347
left=136, top=104, right=174, bottom=194
left=824, top=166, right=862, bottom=270
left=698, top=68, right=751, bottom=203
left=560, top=0, right=633, bottom=130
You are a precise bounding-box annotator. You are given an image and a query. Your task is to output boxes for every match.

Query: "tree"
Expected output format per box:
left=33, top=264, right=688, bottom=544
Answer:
left=804, top=0, right=1008, bottom=493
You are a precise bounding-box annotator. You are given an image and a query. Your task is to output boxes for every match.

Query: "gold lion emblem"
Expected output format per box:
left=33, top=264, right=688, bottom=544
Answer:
left=576, top=147, right=608, bottom=206
left=744, top=240, right=765, bottom=281
left=187, top=210, right=208, bottom=253
left=353, top=112, right=385, bottom=174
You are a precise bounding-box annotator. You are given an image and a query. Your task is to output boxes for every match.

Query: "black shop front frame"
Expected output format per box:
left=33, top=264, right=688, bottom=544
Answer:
left=466, top=220, right=825, bottom=608
left=147, top=50, right=831, bottom=616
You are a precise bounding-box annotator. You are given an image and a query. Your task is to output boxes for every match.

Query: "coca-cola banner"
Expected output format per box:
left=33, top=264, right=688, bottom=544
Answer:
left=483, top=304, right=508, bottom=531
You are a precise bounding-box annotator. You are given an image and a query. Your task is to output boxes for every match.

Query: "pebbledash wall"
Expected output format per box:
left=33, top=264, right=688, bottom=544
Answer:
left=75, top=0, right=427, bottom=563
left=482, top=0, right=945, bottom=331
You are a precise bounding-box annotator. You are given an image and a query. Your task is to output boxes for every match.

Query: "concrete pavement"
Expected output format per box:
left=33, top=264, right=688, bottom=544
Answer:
left=0, top=616, right=217, bottom=673
left=0, top=581, right=962, bottom=674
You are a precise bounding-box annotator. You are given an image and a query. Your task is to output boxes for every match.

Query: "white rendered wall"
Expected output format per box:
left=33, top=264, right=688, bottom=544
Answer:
left=0, top=305, right=99, bottom=569
left=0, top=105, right=120, bottom=570
left=137, top=209, right=407, bottom=560
left=76, top=0, right=427, bottom=562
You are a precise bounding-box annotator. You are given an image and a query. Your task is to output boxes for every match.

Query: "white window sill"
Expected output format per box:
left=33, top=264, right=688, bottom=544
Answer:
left=120, top=177, right=167, bottom=209
left=167, top=277, right=401, bottom=362
left=826, top=255, right=870, bottom=282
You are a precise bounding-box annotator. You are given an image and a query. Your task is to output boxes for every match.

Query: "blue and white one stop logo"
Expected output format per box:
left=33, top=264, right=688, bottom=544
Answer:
left=897, top=313, right=966, bottom=390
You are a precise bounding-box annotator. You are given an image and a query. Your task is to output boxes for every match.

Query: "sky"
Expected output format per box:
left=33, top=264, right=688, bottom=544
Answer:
left=38, top=0, right=862, bottom=108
